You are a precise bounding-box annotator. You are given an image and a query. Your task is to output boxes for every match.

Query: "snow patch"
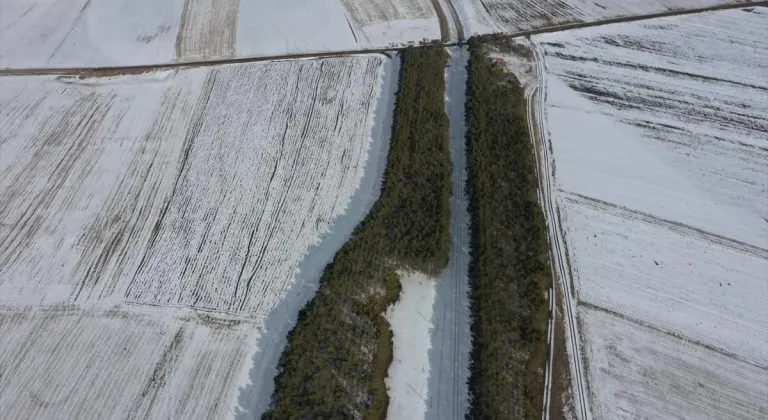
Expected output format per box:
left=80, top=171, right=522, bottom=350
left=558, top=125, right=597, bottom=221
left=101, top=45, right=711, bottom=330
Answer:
left=384, top=270, right=436, bottom=420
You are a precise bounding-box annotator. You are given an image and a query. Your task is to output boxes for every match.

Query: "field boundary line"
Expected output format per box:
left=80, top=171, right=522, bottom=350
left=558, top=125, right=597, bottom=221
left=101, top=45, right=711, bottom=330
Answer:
left=579, top=302, right=768, bottom=370
left=561, top=191, right=768, bottom=259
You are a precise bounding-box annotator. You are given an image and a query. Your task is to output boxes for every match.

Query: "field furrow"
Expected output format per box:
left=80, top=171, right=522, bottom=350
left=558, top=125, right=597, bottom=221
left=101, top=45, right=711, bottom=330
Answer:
left=560, top=193, right=768, bottom=366
left=0, top=71, right=207, bottom=305
left=0, top=306, right=256, bottom=419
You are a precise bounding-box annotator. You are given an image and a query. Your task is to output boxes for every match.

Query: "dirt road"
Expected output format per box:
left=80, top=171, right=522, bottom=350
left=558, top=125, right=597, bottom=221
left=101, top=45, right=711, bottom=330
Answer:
left=528, top=40, right=592, bottom=420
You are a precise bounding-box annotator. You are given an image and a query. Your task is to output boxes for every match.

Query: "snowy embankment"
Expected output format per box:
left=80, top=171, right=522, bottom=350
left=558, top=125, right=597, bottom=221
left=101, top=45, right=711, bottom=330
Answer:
left=384, top=271, right=437, bottom=419
left=0, top=0, right=441, bottom=68
left=0, top=55, right=390, bottom=419
left=532, top=7, right=768, bottom=419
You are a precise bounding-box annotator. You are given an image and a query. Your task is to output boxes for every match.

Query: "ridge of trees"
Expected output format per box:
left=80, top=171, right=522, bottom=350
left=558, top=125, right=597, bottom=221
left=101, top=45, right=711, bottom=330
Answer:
left=464, top=39, right=551, bottom=419
left=263, top=46, right=451, bottom=420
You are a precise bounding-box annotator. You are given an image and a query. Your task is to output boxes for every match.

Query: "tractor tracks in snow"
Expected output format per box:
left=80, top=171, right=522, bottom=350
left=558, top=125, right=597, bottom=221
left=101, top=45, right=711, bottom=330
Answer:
left=527, top=41, right=592, bottom=420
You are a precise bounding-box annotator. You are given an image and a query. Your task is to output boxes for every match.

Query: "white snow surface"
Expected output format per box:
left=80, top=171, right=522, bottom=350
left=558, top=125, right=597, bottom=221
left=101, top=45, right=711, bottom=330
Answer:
left=0, top=56, right=390, bottom=418
left=532, top=8, right=768, bottom=419
left=0, top=0, right=441, bottom=68
left=536, top=7, right=768, bottom=249
left=0, top=0, right=184, bottom=68
left=384, top=271, right=437, bottom=420
left=0, top=305, right=259, bottom=420
left=236, top=0, right=357, bottom=58
left=361, top=17, right=439, bottom=46
left=581, top=307, right=768, bottom=420
left=453, top=0, right=752, bottom=35
left=561, top=194, right=768, bottom=366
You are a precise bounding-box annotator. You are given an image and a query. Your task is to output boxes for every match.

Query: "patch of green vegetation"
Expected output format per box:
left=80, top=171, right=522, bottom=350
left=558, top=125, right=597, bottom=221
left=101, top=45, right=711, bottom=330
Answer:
left=464, top=38, right=551, bottom=420
left=263, top=46, right=451, bottom=420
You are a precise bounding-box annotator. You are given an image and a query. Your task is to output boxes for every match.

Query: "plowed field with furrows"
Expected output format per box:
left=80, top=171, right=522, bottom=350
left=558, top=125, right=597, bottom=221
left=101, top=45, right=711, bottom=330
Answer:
left=125, top=59, right=383, bottom=319
left=0, top=56, right=387, bottom=420
left=341, top=0, right=435, bottom=26
left=176, top=0, right=239, bottom=61
left=0, top=306, right=255, bottom=419
left=466, top=0, right=750, bottom=32
left=0, top=56, right=384, bottom=323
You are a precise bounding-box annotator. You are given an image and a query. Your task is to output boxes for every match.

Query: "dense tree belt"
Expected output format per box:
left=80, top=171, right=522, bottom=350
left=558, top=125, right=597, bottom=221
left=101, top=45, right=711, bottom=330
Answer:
left=263, top=46, right=451, bottom=420
left=464, top=39, right=551, bottom=420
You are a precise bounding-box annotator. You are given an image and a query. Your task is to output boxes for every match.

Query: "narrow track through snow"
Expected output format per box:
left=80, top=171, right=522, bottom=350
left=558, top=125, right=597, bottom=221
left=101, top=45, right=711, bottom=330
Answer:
left=443, top=0, right=466, bottom=42
left=528, top=41, right=592, bottom=420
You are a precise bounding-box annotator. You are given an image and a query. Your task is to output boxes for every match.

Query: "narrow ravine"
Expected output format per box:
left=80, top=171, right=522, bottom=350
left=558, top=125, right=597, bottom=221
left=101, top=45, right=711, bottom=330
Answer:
left=425, top=45, right=471, bottom=420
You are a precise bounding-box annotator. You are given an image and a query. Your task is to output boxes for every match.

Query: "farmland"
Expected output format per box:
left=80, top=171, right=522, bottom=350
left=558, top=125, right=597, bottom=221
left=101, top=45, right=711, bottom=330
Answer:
left=340, top=0, right=441, bottom=45
left=561, top=193, right=767, bottom=366
left=0, top=0, right=184, bottom=68
left=3, top=1, right=768, bottom=419
left=452, top=0, right=754, bottom=35
left=0, top=56, right=391, bottom=418
left=531, top=6, right=768, bottom=419
left=582, top=307, right=768, bottom=420
left=0, top=305, right=257, bottom=419
left=0, top=0, right=442, bottom=68
left=176, top=0, right=238, bottom=61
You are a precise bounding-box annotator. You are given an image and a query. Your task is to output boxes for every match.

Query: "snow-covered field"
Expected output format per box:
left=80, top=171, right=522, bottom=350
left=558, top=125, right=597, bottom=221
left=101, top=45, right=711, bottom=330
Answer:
left=0, top=0, right=185, bottom=68
left=0, top=0, right=440, bottom=68
left=562, top=193, right=768, bottom=366
left=453, top=0, right=752, bottom=35
left=0, top=305, right=257, bottom=419
left=582, top=307, right=768, bottom=420
left=340, top=0, right=440, bottom=46
left=385, top=271, right=437, bottom=419
left=0, top=56, right=390, bottom=418
left=533, top=7, right=768, bottom=419
left=176, top=0, right=238, bottom=61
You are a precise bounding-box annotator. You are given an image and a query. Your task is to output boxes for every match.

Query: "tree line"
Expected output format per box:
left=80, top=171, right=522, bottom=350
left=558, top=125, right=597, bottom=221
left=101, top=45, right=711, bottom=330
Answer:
left=263, top=46, right=451, bottom=420
left=464, top=39, right=551, bottom=420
